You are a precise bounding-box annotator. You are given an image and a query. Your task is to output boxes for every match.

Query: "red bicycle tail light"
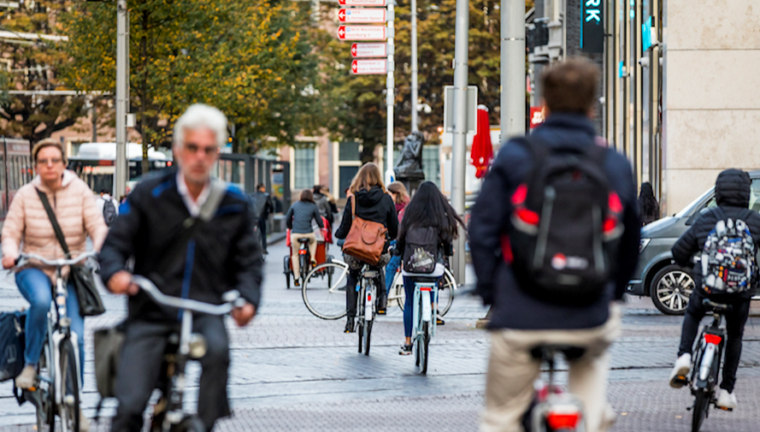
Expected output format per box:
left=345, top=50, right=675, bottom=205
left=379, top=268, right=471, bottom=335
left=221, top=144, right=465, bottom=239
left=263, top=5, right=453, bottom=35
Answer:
left=704, top=334, right=722, bottom=345
left=299, top=249, right=307, bottom=255
left=546, top=411, right=581, bottom=430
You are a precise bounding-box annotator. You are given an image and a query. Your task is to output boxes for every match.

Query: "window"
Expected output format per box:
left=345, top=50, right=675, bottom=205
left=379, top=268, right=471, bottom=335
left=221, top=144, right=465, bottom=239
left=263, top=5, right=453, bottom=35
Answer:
left=294, top=146, right=315, bottom=190
left=339, top=142, right=361, bottom=161
left=422, top=146, right=441, bottom=187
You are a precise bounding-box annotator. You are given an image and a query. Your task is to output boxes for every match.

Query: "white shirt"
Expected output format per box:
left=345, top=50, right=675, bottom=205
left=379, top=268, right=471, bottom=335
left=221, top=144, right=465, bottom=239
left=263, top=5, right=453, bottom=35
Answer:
left=96, top=194, right=119, bottom=215
left=176, top=172, right=210, bottom=217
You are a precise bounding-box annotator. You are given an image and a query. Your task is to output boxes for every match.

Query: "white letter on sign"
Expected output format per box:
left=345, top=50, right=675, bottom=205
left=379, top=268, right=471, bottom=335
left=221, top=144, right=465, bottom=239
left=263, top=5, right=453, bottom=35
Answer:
left=586, top=0, right=601, bottom=6
left=586, top=9, right=601, bottom=22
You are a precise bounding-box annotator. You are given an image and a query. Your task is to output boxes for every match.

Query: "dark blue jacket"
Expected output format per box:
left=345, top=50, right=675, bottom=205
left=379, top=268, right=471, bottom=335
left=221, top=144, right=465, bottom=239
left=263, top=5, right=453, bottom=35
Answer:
left=469, top=113, right=641, bottom=330
left=99, top=169, right=264, bottom=322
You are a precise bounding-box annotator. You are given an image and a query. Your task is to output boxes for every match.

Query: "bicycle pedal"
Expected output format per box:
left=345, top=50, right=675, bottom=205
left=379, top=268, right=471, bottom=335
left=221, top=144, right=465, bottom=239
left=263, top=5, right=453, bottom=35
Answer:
left=718, top=407, right=733, bottom=412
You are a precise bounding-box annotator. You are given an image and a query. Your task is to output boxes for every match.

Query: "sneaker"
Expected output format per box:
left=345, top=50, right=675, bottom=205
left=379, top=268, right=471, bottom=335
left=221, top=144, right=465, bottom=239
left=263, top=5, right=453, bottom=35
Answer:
left=669, top=353, right=691, bottom=388
left=14, top=365, right=36, bottom=390
left=80, top=409, right=91, bottom=432
left=294, top=278, right=300, bottom=287
left=344, top=317, right=355, bottom=333
left=716, top=389, right=737, bottom=410
left=399, top=344, right=412, bottom=355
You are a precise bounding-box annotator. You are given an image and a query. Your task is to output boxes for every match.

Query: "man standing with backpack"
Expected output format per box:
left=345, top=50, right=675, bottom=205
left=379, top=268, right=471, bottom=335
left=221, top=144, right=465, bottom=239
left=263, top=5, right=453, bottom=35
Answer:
left=469, top=59, right=641, bottom=432
left=251, top=183, right=273, bottom=254
left=669, top=169, right=760, bottom=410
left=97, top=188, right=118, bottom=227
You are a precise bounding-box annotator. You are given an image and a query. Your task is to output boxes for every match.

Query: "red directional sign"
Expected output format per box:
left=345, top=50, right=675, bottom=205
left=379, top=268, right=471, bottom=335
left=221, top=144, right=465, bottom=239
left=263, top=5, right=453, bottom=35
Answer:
left=351, top=59, right=387, bottom=75
left=338, top=0, right=386, bottom=6
left=337, top=25, right=387, bottom=41
left=350, top=43, right=387, bottom=58
left=338, top=8, right=386, bottom=23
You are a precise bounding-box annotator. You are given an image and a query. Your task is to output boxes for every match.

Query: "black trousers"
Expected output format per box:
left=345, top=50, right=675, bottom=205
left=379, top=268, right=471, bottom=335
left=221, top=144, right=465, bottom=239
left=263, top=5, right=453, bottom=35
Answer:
left=344, top=254, right=388, bottom=318
left=258, top=217, right=268, bottom=252
left=678, top=289, right=750, bottom=393
left=111, top=315, right=231, bottom=431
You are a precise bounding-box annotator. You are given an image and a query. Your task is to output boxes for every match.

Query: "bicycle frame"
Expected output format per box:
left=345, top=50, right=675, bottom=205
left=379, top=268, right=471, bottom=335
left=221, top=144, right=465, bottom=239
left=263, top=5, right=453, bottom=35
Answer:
left=693, top=313, right=726, bottom=391
left=412, top=281, right=438, bottom=341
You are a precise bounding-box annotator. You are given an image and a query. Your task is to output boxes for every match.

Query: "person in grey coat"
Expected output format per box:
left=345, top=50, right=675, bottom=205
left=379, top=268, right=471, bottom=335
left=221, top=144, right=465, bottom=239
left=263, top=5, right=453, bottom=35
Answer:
left=251, top=183, right=274, bottom=254
left=285, top=189, right=324, bottom=285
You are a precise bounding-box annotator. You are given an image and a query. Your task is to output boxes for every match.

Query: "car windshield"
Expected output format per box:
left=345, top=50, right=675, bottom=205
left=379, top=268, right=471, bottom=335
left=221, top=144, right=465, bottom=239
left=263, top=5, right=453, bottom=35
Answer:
left=674, top=187, right=715, bottom=218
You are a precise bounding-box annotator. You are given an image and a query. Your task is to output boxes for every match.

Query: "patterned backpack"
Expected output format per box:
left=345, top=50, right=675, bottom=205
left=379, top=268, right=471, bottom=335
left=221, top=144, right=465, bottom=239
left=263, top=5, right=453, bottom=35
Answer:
left=700, top=209, right=756, bottom=294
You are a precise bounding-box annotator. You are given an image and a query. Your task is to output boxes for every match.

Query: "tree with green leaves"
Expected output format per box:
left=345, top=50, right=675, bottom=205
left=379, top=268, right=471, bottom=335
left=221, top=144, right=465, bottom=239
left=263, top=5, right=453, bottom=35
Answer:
left=60, top=0, right=323, bottom=171
left=0, top=1, right=89, bottom=143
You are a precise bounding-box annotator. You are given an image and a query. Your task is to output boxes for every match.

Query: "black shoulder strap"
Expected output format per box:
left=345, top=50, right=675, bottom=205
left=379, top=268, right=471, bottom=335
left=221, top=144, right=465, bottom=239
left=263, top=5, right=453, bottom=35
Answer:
left=35, top=188, right=71, bottom=258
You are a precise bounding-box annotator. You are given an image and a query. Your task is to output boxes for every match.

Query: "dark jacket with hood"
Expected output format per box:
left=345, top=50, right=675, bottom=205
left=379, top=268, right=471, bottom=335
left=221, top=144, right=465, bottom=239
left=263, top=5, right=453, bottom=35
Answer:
left=672, top=169, right=760, bottom=300
left=469, top=113, right=641, bottom=331
left=335, top=185, right=398, bottom=252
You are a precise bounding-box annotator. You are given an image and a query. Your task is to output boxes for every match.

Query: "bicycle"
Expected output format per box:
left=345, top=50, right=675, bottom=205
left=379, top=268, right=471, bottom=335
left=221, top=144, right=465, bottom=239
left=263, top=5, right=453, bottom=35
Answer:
left=403, top=263, right=445, bottom=374
left=302, top=259, right=350, bottom=320
left=672, top=298, right=731, bottom=432
left=16, top=251, right=98, bottom=432
left=356, top=265, right=379, bottom=356
left=388, top=263, right=457, bottom=317
left=131, top=275, right=245, bottom=432
left=522, top=345, right=587, bottom=432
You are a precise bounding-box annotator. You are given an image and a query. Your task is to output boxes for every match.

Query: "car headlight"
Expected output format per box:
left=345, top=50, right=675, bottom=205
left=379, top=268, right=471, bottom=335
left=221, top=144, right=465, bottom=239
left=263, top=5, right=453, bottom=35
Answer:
left=639, top=238, right=651, bottom=253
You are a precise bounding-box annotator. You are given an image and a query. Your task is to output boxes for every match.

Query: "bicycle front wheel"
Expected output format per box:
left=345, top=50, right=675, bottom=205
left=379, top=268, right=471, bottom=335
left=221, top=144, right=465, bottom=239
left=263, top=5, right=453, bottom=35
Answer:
left=58, top=338, right=80, bottom=432
left=302, top=262, right=349, bottom=320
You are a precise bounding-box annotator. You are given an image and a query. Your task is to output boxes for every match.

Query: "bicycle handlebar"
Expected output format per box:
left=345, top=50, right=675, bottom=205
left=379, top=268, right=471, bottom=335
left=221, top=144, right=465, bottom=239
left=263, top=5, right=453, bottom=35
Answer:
left=131, top=275, right=245, bottom=316
left=17, top=251, right=98, bottom=268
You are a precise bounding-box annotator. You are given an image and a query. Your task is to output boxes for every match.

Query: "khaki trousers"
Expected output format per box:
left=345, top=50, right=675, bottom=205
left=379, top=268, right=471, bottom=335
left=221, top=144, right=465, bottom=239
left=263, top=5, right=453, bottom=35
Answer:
left=291, top=232, right=317, bottom=278
left=481, top=305, right=622, bottom=432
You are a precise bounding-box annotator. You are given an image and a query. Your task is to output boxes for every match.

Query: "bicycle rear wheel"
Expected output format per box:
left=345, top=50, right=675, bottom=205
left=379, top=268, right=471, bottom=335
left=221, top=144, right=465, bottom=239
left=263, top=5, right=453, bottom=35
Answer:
left=58, top=338, right=80, bottom=432
left=692, top=389, right=711, bottom=432
left=419, top=322, right=429, bottom=374
left=363, top=320, right=373, bottom=356
left=302, top=262, right=349, bottom=320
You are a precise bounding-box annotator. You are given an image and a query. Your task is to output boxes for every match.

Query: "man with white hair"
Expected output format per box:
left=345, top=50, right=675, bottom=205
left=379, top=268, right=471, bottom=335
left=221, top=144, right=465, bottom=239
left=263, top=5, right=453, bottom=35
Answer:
left=99, top=104, right=262, bottom=431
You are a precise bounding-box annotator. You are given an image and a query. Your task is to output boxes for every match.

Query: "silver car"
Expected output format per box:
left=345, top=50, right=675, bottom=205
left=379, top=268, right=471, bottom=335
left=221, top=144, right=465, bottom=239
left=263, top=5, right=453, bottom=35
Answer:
left=628, top=172, right=760, bottom=315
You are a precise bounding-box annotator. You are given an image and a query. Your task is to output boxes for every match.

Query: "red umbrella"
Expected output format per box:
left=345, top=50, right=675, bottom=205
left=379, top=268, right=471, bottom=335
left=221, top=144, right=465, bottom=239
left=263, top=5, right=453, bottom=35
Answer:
left=470, top=107, right=493, bottom=179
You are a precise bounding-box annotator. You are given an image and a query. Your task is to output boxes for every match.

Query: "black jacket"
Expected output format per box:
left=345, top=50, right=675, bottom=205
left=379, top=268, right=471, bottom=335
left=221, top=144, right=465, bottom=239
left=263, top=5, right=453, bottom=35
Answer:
left=335, top=186, right=398, bottom=251
left=469, top=113, right=641, bottom=330
left=251, top=191, right=273, bottom=220
left=672, top=169, right=760, bottom=299
left=99, top=169, right=264, bottom=322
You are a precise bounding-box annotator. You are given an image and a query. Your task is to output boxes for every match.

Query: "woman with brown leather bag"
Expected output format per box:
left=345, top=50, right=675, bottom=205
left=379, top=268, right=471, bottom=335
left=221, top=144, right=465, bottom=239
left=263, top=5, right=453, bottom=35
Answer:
left=335, top=163, right=398, bottom=333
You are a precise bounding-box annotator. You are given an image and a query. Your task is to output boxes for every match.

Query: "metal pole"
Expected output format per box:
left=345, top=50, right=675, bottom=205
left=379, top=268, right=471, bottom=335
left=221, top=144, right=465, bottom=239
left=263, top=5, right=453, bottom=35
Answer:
left=451, top=0, right=469, bottom=284
left=385, top=1, right=395, bottom=183
left=114, top=0, right=128, bottom=197
left=501, top=0, right=525, bottom=138
left=410, top=0, right=418, bottom=132
left=91, top=96, right=97, bottom=143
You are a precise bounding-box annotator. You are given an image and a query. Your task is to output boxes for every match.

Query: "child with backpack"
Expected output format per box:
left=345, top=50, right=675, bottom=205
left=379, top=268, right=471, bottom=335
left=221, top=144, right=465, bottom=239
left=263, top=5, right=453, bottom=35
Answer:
left=394, top=181, right=463, bottom=355
left=670, top=169, right=760, bottom=409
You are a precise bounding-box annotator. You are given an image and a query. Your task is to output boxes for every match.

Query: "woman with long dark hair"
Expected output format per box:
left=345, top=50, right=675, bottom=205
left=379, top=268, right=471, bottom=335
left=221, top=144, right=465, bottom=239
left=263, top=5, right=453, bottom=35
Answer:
left=638, top=182, right=660, bottom=226
left=394, top=181, right=463, bottom=355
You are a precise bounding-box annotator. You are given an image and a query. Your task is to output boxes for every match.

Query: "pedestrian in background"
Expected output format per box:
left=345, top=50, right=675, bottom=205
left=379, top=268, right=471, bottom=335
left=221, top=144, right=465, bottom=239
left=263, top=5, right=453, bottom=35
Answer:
left=469, top=58, right=641, bottom=432
left=251, top=183, right=273, bottom=254
left=385, top=181, right=410, bottom=308
left=638, top=182, right=660, bottom=226
left=285, top=189, right=324, bottom=286
left=313, top=185, right=334, bottom=227
left=96, top=188, right=119, bottom=227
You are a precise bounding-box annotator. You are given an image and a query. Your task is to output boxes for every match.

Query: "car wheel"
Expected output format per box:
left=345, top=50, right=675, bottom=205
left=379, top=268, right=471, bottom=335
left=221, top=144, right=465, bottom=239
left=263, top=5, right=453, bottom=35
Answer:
left=650, top=265, right=694, bottom=315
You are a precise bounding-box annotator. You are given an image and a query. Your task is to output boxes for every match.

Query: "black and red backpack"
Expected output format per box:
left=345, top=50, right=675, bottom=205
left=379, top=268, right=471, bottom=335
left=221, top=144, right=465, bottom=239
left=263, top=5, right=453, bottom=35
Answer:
left=502, top=137, right=625, bottom=305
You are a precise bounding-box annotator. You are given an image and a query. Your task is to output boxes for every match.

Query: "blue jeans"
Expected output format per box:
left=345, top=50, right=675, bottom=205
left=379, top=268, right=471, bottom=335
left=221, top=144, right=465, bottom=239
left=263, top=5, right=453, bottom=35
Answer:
left=16, top=268, right=85, bottom=381
left=385, top=254, right=401, bottom=294
left=403, top=276, right=439, bottom=339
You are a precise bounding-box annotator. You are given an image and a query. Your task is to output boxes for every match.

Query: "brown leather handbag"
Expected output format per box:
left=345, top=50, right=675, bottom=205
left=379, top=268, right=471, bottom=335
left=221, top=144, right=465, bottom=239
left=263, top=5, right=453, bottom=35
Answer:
left=342, top=196, right=388, bottom=265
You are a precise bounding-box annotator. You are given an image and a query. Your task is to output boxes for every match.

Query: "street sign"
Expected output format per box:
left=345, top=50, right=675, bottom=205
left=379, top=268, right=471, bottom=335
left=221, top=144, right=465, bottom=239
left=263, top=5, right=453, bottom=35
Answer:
left=351, top=43, right=387, bottom=58
left=443, top=85, right=478, bottom=134
left=337, top=25, right=387, bottom=41
left=529, top=107, right=545, bottom=129
left=338, top=8, right=386, bottom=23
left=338, top=0, right=386, bottom=6
left=581, top=0, right=604, bottom=53
left=351, top=59, right=387, bottom=75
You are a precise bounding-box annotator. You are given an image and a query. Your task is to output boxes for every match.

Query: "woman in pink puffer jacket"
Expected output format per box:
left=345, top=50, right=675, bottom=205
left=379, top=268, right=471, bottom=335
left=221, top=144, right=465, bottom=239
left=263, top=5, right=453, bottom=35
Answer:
left=1, top=139, right=106, bottom=431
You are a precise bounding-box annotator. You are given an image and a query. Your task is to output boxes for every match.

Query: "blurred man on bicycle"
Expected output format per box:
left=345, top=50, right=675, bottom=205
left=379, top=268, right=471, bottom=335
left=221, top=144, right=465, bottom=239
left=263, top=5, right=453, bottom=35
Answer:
left=99, top=104, right=262, bottom=431
left=469, top=59, right=641, bottom=432
left=669, top=169, right=760, bottom=409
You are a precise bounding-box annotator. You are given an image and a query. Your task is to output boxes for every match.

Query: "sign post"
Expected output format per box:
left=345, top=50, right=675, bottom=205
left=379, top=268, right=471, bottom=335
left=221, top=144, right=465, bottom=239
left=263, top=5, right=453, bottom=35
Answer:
left=337, top=25, right=387, bottom=41
left=338, top=8, right=386, bottom=23
left=351, top=59, right=387, bottom=74
left=581, top=0, right=604, bottom=53
left=350, top=43, right=387, bottom=57
left=385, top=1, right=395, bottom=184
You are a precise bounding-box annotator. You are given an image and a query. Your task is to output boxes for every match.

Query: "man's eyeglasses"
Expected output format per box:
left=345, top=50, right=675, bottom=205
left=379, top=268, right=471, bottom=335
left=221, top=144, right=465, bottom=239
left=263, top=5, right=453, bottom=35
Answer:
left=185, top=143, right=218, bottom=156
left=37, top=158, right=62, bottom=166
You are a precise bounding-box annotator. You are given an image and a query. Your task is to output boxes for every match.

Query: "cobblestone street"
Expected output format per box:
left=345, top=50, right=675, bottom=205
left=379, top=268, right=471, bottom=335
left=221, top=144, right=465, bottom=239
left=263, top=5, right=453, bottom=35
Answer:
left=2, top=240, right=760, bottom=431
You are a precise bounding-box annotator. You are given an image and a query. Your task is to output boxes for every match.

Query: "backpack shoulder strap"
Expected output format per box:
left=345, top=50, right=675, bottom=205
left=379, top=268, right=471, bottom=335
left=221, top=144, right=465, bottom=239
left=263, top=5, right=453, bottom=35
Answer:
left=583, top=142, right=609, bottom=167
left=513, top=135, right=550, bottom=166
left=35, top=188, right=71, bottom=258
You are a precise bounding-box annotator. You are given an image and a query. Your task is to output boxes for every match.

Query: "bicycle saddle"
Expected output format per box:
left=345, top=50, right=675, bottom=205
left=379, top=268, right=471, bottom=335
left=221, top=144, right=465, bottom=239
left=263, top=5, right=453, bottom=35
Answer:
left=530, top=345, right=587, bottom=362
left=702, top=298, right=732, bottom=313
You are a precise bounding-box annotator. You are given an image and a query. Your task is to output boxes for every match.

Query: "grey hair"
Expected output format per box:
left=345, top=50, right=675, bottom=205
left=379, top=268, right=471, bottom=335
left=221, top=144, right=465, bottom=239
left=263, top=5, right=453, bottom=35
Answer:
left=173, top=104, right=228, bottom=148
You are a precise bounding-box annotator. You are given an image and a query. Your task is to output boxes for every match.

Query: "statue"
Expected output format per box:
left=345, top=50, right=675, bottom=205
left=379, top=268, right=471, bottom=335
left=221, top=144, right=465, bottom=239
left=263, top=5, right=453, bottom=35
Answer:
left=394, top=131, right=425, bottom=182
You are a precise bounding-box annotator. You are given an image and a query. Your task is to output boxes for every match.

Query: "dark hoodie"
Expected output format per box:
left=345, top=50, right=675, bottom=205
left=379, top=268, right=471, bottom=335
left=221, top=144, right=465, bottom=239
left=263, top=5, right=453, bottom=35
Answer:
left=672, top=169, right=760, bottom=299
left=335, top=185, right=398, bottom=251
